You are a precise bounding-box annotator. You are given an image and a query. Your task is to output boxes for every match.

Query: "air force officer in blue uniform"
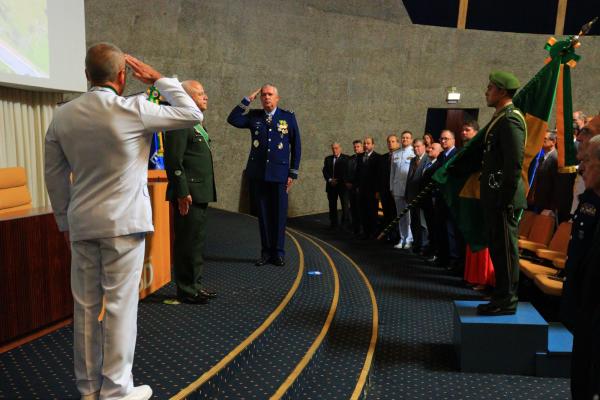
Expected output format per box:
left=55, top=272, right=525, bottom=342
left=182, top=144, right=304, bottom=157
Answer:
left=227, top=84, right=301, bottom=266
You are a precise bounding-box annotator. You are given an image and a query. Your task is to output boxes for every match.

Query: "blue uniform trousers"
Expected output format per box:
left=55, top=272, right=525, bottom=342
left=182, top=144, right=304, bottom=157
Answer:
left=251, top=179, right=288, bottom=258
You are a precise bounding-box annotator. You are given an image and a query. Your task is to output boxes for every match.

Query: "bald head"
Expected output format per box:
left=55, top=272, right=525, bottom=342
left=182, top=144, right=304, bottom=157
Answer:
left=181, top=80, right=208, bottom=111
left=427, top=143, right=443, bottom=159
left=85, top=42, right=125, bottom=85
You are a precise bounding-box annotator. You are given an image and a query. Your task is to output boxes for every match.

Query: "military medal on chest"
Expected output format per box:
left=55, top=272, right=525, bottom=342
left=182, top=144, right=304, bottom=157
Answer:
left=253, top=139, right=259, bottom=148
left=278, top=142, right=283, bottom=150
left=277, top=120, right=288, bottom=138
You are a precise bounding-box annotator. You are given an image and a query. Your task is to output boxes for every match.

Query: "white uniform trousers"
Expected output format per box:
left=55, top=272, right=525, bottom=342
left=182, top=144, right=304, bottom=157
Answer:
left=70, top=233, right=145, bottom=400
left=393, top=195, right=413, bottom=244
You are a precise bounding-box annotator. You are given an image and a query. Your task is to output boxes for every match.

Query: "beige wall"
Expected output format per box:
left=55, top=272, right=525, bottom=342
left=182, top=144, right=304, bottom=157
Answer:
left=84, top=0, right=600, bottom=216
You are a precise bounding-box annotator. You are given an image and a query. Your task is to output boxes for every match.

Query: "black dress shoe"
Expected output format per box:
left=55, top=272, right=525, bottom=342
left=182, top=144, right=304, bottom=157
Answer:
left=476, top=302, right=516, bottom=316
left=198, top=288, right=217, bottom=299
left=177, top=293, right=208, bottom=305
left=271, top=256, right=285, bottom=267
left=255, top=257, right=270, bottom=266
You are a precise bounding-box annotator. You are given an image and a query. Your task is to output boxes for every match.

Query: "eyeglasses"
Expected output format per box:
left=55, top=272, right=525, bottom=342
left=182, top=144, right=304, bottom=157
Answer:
left=440, top=137, right=451, bottom=141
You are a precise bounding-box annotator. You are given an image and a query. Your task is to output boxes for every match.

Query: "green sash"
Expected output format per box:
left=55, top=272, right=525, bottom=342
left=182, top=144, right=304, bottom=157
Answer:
left=194, top=124, right=210, bottom=149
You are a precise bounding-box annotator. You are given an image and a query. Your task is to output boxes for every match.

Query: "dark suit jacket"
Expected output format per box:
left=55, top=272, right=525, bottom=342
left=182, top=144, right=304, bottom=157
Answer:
left=377, top=152, right=393, bottom=193
left=437, top=147, right=458, bottom=166
left=345, top=153, right=362, bottom=186
left=530, top=149, right=558, bottom=210
left=358, top=151, right=381, bottom=193
left=405, top=154, right=430, bottom=202
left=164, top=127, right=217, bottom=204
left=323, top=154, right=349, bottom=191
left=419, top=157, right=448, bottom=206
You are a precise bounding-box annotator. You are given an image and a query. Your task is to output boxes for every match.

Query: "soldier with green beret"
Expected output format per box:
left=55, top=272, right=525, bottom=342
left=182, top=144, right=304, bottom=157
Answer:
left=164, top=80, right=217, bottom=304
left=477, top=71, right=527, bottom=315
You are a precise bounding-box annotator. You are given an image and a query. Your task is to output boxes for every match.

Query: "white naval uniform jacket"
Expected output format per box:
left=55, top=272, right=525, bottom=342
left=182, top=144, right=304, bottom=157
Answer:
left=390, top=145, right=415, bottom=197
left=45, top=78, right=203, bottom=242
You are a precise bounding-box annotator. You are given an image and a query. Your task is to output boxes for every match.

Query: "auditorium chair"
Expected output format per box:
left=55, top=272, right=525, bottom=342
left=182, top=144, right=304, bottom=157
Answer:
left=535, top=221, right=571, bottom=261
left=518, top=214, right=555, bottom=252
left=533, top=272, right=564, bottom=296
left=0, top=167, right=32, bottom=215
left=519, top=222, right=571, bottom=279
left=518, top=210, right=536, bottom=239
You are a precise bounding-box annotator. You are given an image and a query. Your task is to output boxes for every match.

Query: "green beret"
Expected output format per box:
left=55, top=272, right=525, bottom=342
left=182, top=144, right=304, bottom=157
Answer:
left=489, top=71, right=520, bottom=90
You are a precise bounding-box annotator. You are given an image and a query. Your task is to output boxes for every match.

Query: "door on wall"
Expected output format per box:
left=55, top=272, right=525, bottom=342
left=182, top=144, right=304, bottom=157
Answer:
left=424, top=108, right=479, bottom=148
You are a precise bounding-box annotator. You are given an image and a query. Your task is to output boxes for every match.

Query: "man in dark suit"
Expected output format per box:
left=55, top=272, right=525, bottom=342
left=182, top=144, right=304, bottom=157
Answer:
left=227, top=84, right=301, bottom=267
left=377, top=134, right=399, bottom=242
left=345, top=140, right=364, bottom=235
left=436, top=129, right=463, bottom=271
left=164, top=80, right=217, bottom=305
left=405, top=138, right=430, bottom=253
left=528, top=130, right=558, bottom=213
left=358, top=136, right=380, bottom=239
left=420, top=143, right=443, bottom=261
left=323, top=142, right=350, bottom=228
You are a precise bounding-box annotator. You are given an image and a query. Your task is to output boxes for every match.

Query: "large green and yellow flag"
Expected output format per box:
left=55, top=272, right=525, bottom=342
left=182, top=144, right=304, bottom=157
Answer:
left=432, top=36, right=580, bottom=251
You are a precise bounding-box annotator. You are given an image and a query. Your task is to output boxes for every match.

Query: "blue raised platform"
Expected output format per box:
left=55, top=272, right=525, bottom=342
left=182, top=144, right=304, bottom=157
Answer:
left=453, top=301, right=548, bottom=375
left=535, top=322, right=573, bottom=378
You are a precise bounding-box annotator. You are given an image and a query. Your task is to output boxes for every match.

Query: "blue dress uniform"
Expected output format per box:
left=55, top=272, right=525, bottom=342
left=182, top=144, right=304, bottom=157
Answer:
left=560, top=189, right=600, bottom=399
left=227, top=97, right=301, bottom=261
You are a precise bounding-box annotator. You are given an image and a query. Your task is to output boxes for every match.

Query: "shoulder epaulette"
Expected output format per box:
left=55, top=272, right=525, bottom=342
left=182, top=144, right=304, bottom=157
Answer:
left=506, top=108, right=526, bottom=124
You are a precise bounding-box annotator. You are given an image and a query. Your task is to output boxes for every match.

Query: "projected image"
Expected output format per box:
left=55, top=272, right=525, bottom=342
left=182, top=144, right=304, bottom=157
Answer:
left=0, top=0, right=49, bottom=78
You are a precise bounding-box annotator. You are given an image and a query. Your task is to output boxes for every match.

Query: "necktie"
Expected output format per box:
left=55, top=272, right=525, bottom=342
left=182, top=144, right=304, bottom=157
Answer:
left=266, top=113, right=273, bottom=125
left=424, top=161, right=432, bottom=171
left=332, top=156, right=337, bottom=177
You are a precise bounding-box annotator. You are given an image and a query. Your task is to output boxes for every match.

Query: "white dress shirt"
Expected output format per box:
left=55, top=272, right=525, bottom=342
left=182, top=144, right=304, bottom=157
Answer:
left=45, top=77, right=203, bottom=241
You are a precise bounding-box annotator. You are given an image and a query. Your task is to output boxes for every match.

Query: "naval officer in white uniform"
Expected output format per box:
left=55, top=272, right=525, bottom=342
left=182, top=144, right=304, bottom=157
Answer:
left=390, top=130, right=415, bottom=249
left=44, top=43, right=203, bottom=400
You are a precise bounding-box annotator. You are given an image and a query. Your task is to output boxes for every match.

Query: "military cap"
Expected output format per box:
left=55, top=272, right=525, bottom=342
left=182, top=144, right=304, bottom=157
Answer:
left=489, top=71, right=520, bottom=90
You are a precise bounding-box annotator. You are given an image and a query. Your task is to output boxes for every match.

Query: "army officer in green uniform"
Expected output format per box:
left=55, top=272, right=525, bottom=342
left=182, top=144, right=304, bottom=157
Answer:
left=164, top=80, right=217, bottom=304
left=477, top=71, right=527, bottom=316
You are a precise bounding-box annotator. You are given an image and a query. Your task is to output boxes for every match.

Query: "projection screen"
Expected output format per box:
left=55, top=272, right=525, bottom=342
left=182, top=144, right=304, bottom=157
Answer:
left=0, top=0, right=87, bottom=92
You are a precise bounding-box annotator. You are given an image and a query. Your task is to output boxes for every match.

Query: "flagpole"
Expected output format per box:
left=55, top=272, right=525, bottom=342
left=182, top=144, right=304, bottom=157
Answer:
left=376, top=182, right=435, bottom=241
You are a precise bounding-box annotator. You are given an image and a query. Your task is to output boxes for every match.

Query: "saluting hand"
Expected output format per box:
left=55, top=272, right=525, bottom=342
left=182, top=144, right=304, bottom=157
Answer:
left=178, top=195, right=192, bottom=216
left=247, top=88, right=261, bottom=102
left=125, top=54, right=163, bottom=84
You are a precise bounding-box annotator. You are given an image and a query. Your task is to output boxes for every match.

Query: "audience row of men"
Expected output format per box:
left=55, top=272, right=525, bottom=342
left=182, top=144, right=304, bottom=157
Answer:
left=324, top=111, right=597, bottom=273
left=322, top=123, right=479, bottom=272
left=323, top=111, right=600, bottom=398
left=527, top=111, right=596, bottom=223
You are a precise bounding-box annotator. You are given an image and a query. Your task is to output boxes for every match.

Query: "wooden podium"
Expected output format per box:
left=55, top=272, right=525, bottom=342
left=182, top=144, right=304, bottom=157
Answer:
left=0, top=171, right=173, bottom=348
left=141, top=170, right=172, bottom=299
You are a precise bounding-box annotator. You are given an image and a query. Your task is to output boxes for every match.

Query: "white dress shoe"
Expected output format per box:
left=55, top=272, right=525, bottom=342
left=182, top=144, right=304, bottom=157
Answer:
left=393, top=242, right=404, bottom=249
left=120, top=385, right=152, bottom=400
left=81, top=391, right=99, bottom=400
left=403, top=241, right=412, bottom=249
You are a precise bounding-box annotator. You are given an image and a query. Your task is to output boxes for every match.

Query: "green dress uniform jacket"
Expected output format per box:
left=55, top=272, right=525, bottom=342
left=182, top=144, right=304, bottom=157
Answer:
left=164, top=125, right=216, bottom=204
left=164, top=125, right=216, bottom=298
left=480, top=104, right=527, bottom=211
